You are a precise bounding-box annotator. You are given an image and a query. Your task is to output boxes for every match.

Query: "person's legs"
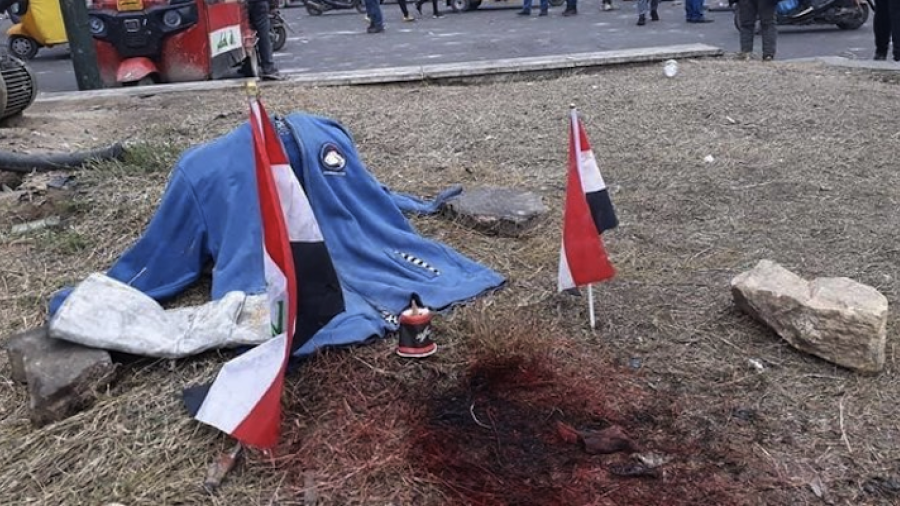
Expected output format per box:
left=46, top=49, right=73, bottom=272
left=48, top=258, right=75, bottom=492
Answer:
left=248, top=0, right=277, bottom=74
left=874, top=0, right=890, bottom=58
left=365, top=0, right=384, bottom=30
left=520, top=0, right=534, bottom=14
left=564, top=0, right=577, bottom=13
left=650, top=0, right=659, bottom=19
left=758, top=0, right=776, bottom=59
left=637, top=0, right=648, bottom=23
left=738, top=0, right=758, bottom=53
left=430, top=0, right=441, bottom=16
left=889, top=0, right=900, bottom=59
left=398, top=0, right=410, bottom=18
left=685, top=0, right=701, bottom=20
left=539, top=0, right=549, bottom=13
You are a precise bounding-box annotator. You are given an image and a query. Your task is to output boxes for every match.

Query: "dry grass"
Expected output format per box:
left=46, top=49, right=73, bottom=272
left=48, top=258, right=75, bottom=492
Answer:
left=1, top=59, right=899, bottom=505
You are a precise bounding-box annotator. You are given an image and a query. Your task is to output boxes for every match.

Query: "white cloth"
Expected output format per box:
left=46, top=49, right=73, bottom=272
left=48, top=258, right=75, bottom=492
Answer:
left=49, top=273, right=270, bottom=358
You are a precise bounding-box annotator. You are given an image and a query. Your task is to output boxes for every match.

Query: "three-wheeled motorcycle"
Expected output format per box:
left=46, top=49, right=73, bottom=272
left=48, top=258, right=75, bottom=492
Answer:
left=2, top=0, right=67, bottom=60
left=87, top=0, right=258, bottom=86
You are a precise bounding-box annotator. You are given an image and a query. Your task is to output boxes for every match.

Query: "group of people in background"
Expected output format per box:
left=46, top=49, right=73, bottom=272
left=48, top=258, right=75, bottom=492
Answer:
left=363, top=0, right=714, bottom=32
left=361, top=0, right=898, bottom=67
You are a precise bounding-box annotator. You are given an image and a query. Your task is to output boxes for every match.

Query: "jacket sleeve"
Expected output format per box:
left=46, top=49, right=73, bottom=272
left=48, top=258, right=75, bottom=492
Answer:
left=48, top=169, right=210, bottom=316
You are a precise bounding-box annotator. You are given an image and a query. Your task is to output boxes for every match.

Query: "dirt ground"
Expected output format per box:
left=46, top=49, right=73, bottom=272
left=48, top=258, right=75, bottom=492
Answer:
left=1, top=59, right=898, bottom=506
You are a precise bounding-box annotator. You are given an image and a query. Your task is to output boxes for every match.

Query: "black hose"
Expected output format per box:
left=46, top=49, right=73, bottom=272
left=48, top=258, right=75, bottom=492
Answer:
left=0, top=143, right=126, bottom=173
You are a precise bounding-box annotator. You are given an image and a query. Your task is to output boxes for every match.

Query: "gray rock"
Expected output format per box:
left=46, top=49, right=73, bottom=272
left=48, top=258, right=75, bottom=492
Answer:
left=731, top=260, right=889, bottom=374
left=443, top=187, right=547, bottom=237
left=4, top=327, right=115, bottom=426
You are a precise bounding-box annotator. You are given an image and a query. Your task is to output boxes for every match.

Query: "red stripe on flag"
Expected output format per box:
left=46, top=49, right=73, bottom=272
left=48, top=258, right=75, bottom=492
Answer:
left=561, top=110, right=615, bottom=288
left=228, top=101, right=298, bottom=449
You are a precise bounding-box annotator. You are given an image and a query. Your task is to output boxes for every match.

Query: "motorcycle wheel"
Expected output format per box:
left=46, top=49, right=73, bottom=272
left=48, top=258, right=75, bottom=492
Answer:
left=305, top=2, right=323, bottom=14
left=449, top=0, right=470, bottom=12
left=548, top=0, right=564, bottom=6
left=355, top=0, right=366, bottom=13
left=271, top=25, right=287, bottom=52
left=836, top=3, right=868, bottom=30
left=7, top=36, right=38, bottom=60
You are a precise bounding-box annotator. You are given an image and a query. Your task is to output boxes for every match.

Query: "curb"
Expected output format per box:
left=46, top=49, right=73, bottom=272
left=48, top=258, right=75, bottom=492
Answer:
left=783, top=55, right=900, bottom=73
left=35, top=43, right=723, bottom=103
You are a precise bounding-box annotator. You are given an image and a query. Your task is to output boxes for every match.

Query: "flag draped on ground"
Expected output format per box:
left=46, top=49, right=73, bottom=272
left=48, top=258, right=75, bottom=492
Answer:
left=558, top=107, right=618, bottom=292
left=190, top=97, right=328, bottom=449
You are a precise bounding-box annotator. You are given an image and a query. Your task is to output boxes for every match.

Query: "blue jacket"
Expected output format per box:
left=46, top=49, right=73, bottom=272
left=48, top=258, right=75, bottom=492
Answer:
left=50, top=113, right=505, bottom=356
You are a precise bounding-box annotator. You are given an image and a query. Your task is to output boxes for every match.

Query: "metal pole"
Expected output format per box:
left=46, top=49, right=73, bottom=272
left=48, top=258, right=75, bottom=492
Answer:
left=58, top=0, right=103, bottom=90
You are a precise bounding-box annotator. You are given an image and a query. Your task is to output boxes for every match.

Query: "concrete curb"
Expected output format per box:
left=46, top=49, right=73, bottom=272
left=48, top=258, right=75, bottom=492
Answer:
left=36, top=43, right=723, bottom=103
left=783, top=55, right=900, bottom=73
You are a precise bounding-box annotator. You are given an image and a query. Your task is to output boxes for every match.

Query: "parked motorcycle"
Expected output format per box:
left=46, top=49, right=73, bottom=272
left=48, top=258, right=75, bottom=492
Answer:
left=732, top=0, right=869, bottom=30
left=270, top=7, right=288, bottom=52
left=301, top=0, right=365, bottom=16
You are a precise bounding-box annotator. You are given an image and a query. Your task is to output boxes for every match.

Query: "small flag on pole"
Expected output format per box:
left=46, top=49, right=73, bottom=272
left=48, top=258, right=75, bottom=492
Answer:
left=185, top=88, right=335, bottom=449
left=558, top=106, right=617, bottom=294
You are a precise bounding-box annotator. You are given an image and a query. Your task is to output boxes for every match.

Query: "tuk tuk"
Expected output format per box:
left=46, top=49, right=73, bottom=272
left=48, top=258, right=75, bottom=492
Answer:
left=87, top=0, right=257, bottom=86
left=2, top=0, right=67, bottom=60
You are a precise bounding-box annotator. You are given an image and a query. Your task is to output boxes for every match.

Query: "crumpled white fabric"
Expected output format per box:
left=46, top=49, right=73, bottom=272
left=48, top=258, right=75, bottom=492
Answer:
left=49, top=273, right=270, bottom=358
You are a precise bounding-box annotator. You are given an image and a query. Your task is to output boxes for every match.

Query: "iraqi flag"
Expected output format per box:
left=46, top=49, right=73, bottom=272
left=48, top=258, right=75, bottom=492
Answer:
left=558, top=107, right=618, bottom=292
left=185, top=98, right=342, bottom=449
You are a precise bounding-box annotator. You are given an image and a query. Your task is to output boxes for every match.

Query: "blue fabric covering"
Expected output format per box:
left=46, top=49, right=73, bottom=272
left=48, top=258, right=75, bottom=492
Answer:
left=49, top=113, right=505, bottom=356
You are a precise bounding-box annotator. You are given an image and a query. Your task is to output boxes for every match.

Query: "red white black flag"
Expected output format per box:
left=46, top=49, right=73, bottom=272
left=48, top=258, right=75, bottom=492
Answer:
left=189, top=99, right=329, bottom=449
left=558, top=107, right=618, bottom=292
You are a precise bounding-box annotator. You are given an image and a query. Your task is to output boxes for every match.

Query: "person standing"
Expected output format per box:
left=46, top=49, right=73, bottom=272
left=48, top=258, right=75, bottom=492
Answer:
left=365, top=0, right=385, bottom=32
left=247, top=0, right=281, bottom=79
left=737, top=0, right=776, bottom=59
left=636, top=0, right=659, bottom=25
left=873, top=0, right=900, bottom=60
left=685, top=0, right=713, bottom=22
left=517, top=0, right=549, bottom=16
left=415, top=0, right=444, bottom=18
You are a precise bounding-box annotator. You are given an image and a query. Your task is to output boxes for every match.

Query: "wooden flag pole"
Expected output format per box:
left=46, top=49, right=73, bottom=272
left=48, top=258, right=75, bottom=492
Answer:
left=587, top=284, right=596, bottom=329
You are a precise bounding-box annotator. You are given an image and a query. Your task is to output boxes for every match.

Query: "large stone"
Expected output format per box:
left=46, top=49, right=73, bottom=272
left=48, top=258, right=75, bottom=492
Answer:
left=731, top=260, right=889, bottom=374
left=443, top=187, right=547, bottom=237
left=4, top=327, right=115, bottom=426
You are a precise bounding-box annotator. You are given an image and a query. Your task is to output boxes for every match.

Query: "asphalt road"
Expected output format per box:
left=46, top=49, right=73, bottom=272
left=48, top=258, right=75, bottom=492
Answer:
left=0, top=1, right=879, bottom=93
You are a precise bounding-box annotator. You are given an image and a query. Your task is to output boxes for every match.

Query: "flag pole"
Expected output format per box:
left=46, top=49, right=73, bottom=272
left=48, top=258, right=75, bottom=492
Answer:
left=588, top=284, right=596, bottom=329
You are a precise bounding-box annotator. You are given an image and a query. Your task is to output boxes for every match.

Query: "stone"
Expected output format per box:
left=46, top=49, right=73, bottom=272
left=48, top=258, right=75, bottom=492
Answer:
left=443, top=187, right=547, bottom=237
left=4, top=327, right=115, bottom=426
left=731, top=260, right=889, bottom=374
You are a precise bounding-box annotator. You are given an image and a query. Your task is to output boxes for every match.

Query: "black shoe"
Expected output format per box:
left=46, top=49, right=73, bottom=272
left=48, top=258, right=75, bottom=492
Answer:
left=687, top=17, right=713, bottom=22
left=260, top=68, right=282, bottom=80
left=562, top=8, right=577, bottom=15
left=650, top=9, right=659, bottom=20
left=367, top=24, right=384, bottom=33
left=873, top=52, right=887, bottom=61
left=538, top=9, right=548, bottom=15
left=517, top=9, right=531, bottom=14
left=637, top=14, right=646, bottom=25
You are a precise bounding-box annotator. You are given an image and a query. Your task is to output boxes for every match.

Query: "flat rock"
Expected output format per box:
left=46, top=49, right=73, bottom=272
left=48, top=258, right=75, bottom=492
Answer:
left=443, top=187, right=547, bottom=237
left=4, top=326, right=115, bottom=426
left=731, top=260, right=889, bottom=374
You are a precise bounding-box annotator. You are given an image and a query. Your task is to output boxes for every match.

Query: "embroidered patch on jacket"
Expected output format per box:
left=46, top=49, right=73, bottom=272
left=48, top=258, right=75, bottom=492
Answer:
left=381, top=311, right=399, bottom=326
left=320, top=143, right=347, bottom=173
left=396, top=251, right=441, bottom=275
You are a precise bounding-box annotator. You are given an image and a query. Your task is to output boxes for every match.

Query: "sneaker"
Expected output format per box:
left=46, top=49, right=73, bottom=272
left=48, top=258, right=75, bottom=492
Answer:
left=433, top=13, right=444, bottom=18
left=367, top=24, right=384, bottom=33
left=602, top=2, right=613, bottom=10
left=637, top=14, right=646, bottom=24
left=260, top=67, right=282, bottom=80
left=736, top=51, right=752, bottom=60
left=562, top=8, right=577, bottom=15
left=762, top=55, right=774, bottom=61
left=873, top=52, right=887, bottom=61
left=403, top=14, right=416, bottom=21
left=517, top=9, right=531, bottom=14
left=650, top=9, right=659, bottom=20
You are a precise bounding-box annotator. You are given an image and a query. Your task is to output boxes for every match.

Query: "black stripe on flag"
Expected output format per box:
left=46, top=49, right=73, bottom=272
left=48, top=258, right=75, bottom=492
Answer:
left=585, top=188, right=618, bottom=234
left=290, top=241, right=345, bottom=353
